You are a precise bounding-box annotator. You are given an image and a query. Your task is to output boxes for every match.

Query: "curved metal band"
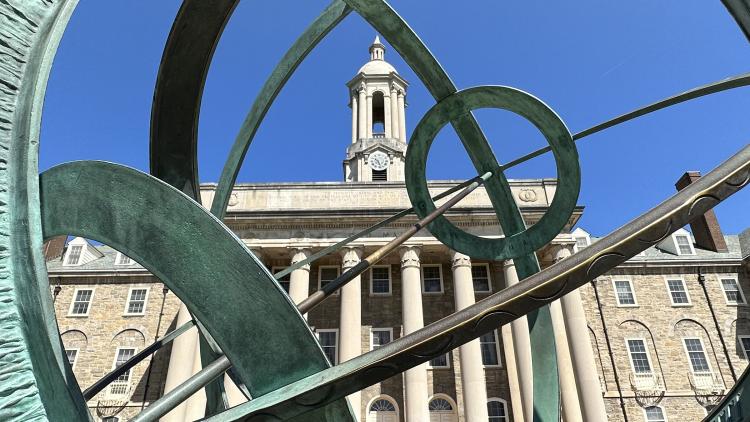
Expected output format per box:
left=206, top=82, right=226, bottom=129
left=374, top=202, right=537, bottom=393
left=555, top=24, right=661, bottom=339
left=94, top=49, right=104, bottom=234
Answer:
left=39, top=161, right=354, bottom=421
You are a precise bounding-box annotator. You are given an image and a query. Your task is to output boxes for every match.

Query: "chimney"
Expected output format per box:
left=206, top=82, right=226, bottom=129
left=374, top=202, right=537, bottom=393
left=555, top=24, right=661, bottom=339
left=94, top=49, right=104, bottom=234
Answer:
left=675, top=171, right=728, bottom=252
left=42, top=236, right=67, bottom=261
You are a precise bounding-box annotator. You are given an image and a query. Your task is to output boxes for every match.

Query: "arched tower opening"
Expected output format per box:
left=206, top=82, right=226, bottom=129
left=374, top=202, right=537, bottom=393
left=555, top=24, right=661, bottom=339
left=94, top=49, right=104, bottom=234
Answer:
left=372, top=91, right=385, bottom=136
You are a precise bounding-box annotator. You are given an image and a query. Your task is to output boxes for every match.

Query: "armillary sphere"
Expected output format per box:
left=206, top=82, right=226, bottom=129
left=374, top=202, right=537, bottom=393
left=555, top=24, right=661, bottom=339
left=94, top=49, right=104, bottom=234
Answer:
left=2, top=1, right=750, bottom=421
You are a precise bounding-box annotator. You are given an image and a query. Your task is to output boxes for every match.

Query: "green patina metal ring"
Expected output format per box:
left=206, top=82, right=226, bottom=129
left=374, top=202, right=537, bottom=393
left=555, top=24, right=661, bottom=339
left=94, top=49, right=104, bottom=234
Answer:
left=405, top=85, right=581, bottom=260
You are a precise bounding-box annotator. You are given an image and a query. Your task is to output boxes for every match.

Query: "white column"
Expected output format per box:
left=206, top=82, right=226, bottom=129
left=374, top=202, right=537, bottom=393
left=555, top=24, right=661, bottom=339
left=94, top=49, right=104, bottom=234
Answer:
left=161, top=303, right=198, bottom=422
left=183, top=338, right=207, bottom=420
left=351, top=94, right=358, bottom=144
left=366, top=94, right=373, bottom=139
left=339, top=247, right=363, bottom=421
left=503, top=260, right=533, bottom=422
left=390, top=85, right=399, bottom=140
left=383, top=93, right=392, bottom=138
left=399, top=246, right=429, bottom=422
left=550, top=300, right=583, bottom=422
left=357, top=86, right=366, bottom=141
left=397, top=90, right=406, bottom=142
left=557, top=246, right=608, bottom=421
left=289, top=248, right=312, bottom=306
left=450, top=251, right=489, bottom=422
left=501, top=325, right=525, bottom=422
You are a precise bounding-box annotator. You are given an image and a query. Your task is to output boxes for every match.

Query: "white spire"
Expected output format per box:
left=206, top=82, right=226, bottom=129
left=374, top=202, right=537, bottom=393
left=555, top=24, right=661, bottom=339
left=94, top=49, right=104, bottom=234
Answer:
left=369, top=35, right=385, bottom=61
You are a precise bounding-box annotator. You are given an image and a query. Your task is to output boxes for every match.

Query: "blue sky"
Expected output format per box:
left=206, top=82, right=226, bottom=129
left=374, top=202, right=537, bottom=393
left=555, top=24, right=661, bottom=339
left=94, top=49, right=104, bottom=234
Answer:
left=41, top=1, right=750, bottom=237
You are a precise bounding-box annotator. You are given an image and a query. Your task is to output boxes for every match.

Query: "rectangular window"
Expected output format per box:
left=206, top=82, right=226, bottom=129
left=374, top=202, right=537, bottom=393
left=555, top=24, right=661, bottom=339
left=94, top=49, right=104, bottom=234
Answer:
left=69, top=289, right=93, bottom=316
left=272, top=267, right=290, bottom=293
left=739, top=336, right=750, bottom=360
left=370, top=266, right=391, bottom=295
left=614, top=280, right=637, bottom=306
left=317, top=330, right=338, bottom=365
left=684, top=338, right=710, bottom=373
left=125, top=288, right=148, bottom=315
left=65, top=349, right=78, bottom=369
left=428, top=353, right=450, bottom=369
left=472, top=264, right=491, bottom=293
left=115, top=253, right=132, bottom=265
left=114, top=348, right=135, bottom=382
left=421, top=265, right=443, bottom=293
left=371, top=328, right=392, bottom=351
left=675, top=235, right=694, bottom=255
left=626, top=339, right=652, bottom=374
left=721, top=278, right=746, bottom=304
left=65, top=245, right=83, bottom=265
left=666, top=279, right=690, bottom=305
left=319, top=266, right=340, bottom=293
left=479, top=330, right=501, bottom=366
left=575, top=236, right=589, bottom=249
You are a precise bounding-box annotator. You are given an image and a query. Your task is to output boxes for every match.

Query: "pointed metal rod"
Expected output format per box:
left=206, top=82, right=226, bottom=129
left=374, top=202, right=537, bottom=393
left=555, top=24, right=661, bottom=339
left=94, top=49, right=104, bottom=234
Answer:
left=82, top=320, right=196, bottom=400
left=131, top=355, right=231, bottom=422
left=297, top=171, right=492, bottom=314
left=273, top=173, right=491, bottom=280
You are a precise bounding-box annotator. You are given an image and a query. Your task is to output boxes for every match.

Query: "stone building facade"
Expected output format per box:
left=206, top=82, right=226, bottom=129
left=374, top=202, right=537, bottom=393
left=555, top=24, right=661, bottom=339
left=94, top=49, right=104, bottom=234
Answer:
left=45, top=38, right=750, bottom=422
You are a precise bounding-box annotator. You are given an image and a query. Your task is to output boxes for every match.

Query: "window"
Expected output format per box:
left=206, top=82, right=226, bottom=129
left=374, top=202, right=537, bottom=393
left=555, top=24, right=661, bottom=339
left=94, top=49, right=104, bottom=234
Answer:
left=372, top=169, right=387, bottom=181
left=684, top=338, right=711, bottom=373
left=479, top=329, right=501, bottom=367
left=487, top=398, right=508, bottom=422
left=68, top=289, right=93, bottom=316
left=370, top=266, right=391, bottom=295
left=613, top=279, right=637, bottom=306
left=720, top=278, right=746, bottom=305
left=101, top=418, right=119, bottom=422
left=317, top=329, right=338, bottom=365
left=422, top=265, right=443, bottom=294
left=428, top=353, right=450, bottom=369
left=319, top=266, right=340, bottom=294
left=272, top=267, right=290, bottom=293
left=471, top=264, right=491, bottom=293
left=666, top=278, right=690, bottom=305
left=125, top=288, right=148, bottom=315
left=371, top=328, right=392, bottom=351
left=644, top=406, right=666, bottom=422
left=575, top=236, right=589, bottom=249
left=65, top=245, right=83, bottom=265
left=626, top=339, right=652, bottom=374
left=111, top=348, right=135, bottom=395
left=65, top=349, right=78, bottom=369
left=370, top=399, right=396, bottom=412
left=115, top=252, right=132, bottom=265
left=740, top=336, right=750, bottom=359
left=675, top=234, right=694, bottom=255
left=368, top=397, right=397, bottom=422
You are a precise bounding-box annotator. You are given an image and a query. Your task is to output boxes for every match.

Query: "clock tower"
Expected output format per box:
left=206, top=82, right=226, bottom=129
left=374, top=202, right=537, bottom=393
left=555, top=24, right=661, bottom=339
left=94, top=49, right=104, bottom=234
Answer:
left=344, top=36, right=408, bottom=182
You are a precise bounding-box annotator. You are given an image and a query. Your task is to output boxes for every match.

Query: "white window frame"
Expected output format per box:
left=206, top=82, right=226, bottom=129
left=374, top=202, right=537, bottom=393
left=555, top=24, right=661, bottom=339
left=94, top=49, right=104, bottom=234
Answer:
left=739, top=335, right=750, bottom=360
left=427, top=352, right=451, bottom=369
left=65, top=348, right=79, bottom=370
left=369, top=265, right=392, bottom=296
left=719, top=276, right=747, bottom=305
left=421, top=264, right=444, bottom=294
left=573, top=235, right=590, bottom=252
left=114, top=252, right=133, bottom=266
left=366, top=394, right=400, bottom=419
left=471, top=263, right=492, bottom=293
left=123, top=287, right=149, bottom=316
left=67, top=288, right=94, bottom=317
left=111, top=347, right=137, bottom=383
left=642, top=405, right=668, bottom=422
left=673, top=233, right=696, bottom=256
left=370, top=327, right=393, bottom=351
left=318, top=265, right=341, bottom=295
left=612, top=278, right=638, bottom=307
left=487, top=397, right=509, bottom=422
left=63, top=244, right=84, bottom=266
left=682, top=337, right=713, bottom=374
left=316, top=328, right=339, bottom=365
left=664, top=277, right=691, bottom=307
left=625, top=338, right=654, bottom=375
left=480, top=329, right=503, bottom=368
left=272, top=266, right=291, bottom=292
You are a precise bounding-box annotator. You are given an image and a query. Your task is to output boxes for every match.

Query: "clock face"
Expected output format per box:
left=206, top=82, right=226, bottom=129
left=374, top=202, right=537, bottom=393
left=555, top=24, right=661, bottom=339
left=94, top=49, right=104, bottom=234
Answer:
left=368, top=151, right=390, bottom=171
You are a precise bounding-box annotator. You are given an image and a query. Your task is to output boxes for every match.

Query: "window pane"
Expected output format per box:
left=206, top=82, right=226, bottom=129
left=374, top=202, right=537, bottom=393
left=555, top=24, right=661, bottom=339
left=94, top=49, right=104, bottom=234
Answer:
left=372, top=330, right=391, bottom=350
left=676, top=235, right=693, bottom=254
left=471, top=265, right=490, bottom=292
left=428, top=398, right=453, bottom=411
left=423, top=266, right=442, bottom=292
left=741, top=337, right=750, bottom=359
left=722, top=279, right=743, bottom=303
left=65, top=349, right=77, bottom=367
left=115, top=348, right=135, bottom=382
left=480, top=330, right=499, bottom=366
left=370, top=399, right=396, bottom=411
left=317, top=331, right=337, bottom=364
left=320, top=267, right=339, bottom=289
left=627, top=340, right=651, bottom=373
left=667, top=280, right=689, bottom=304
left=488, top=400, right=507, bottom=422
left=429, top=353, right=448, bottom=367
left=615, top=280, right=635, bottom=305
left=127, top=289, right=147, bottom=314
left=71, top=290, right=92, bottom=314
left=371, top=267, right=390, bottom=294
left=684, top=339, right=710, bottom=372
left=66, top=245, right=82, bottom=265
left=645, top=406, right=665, bottom=422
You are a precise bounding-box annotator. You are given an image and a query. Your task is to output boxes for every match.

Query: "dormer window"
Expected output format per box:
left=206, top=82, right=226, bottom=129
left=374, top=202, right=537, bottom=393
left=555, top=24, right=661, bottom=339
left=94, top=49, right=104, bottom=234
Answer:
left=115, top=252, right=133, bottom=266
left=64, top=245, right=83, bottom=266
left=674, top=234, right=695, bottom=255
left=571, top=228, right=592, bottom=252
left=575, top=236, right=589, bottom=249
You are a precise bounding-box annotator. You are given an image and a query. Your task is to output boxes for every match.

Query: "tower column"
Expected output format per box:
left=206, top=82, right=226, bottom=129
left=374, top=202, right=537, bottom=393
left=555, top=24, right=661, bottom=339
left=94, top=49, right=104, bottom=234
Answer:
left=450, top=251, right=489, bottom=422
left=161, top=303, right=198, bottom=421
left=288, top=247, right=312, bottom=306
left=390, top=85, right=399, bottom=140
left=357, top=86, right=366, bottom=140
left=383, top=93, right=392, bottom=138
left=351, top=93, right=358, bottom=144
left=339, top=246, right=364, bottom=420
left=503, top=259, right=533, bottom=422
left=501, top=325, right=525, bottom=422
left=366, top=94, right=373, bottom=139
left=550, top=299, right=583, bottom=422
left=399, top=246, right=429, bottom=422
left=397, top=90, right=406, bottom=142
left=557, top=245, right=608, bottom=421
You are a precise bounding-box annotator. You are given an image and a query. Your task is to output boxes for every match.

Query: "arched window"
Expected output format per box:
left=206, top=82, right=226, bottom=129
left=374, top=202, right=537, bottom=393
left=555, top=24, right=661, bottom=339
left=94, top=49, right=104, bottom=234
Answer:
left=487, top=398, right=508, bottom=422
left=367, top=396, right=398, bottom=422
left=644, top=406, right=666, bottom=422
left=428, top=396, right=457, bottom=422
left=372, top=91, right=385, bottom=136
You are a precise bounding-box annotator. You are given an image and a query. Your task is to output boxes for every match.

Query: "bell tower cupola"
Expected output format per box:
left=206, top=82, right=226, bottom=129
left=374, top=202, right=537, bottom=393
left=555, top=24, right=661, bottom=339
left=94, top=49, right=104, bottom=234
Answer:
left=344, top=36, right=408, bottom=182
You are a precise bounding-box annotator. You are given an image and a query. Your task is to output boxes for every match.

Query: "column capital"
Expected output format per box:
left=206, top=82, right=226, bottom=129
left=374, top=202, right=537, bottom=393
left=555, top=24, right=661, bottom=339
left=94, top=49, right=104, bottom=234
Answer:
left=450, top=250, right=471, bottom=269
left=502, top=258, right=515, bottom=269
left=552, top=244, right=574, bottom=263
left=399, top=245, right=421, bottom=269
left=340, top=246, right=364, bottom=270
left=288, top=247, right=312, bottom=271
